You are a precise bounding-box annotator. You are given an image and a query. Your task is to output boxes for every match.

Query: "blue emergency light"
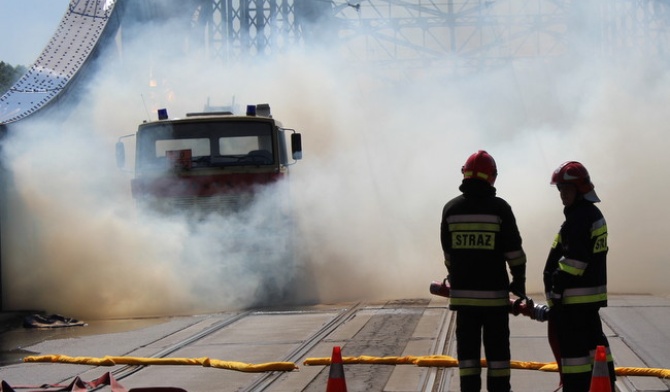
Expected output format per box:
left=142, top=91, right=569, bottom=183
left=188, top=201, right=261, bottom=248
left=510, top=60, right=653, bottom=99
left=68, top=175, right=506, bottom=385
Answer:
left=157, top=108, right=168, bottom=120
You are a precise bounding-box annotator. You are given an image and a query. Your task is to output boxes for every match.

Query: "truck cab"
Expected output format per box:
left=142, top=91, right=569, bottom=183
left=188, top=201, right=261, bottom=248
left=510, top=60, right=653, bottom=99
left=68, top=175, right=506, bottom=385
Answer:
left=116, top=103, right=302, bottom=217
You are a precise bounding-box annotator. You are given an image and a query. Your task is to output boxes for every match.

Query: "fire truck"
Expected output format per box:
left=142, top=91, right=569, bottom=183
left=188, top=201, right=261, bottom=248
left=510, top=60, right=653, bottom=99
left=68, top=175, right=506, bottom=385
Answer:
left=115, top=103, right=308, bottom=305
left=116, top=103, right=302, bottom=216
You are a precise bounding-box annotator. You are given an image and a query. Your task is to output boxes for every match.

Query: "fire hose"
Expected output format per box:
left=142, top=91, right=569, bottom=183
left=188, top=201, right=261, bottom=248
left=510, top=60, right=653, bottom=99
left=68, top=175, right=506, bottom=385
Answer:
left=429, top=279, right=550, bottom=322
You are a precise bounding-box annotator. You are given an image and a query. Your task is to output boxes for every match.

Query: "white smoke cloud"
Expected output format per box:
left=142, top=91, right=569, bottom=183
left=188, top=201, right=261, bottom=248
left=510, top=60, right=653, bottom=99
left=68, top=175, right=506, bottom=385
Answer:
left=2, top=2, right=669, bottom=319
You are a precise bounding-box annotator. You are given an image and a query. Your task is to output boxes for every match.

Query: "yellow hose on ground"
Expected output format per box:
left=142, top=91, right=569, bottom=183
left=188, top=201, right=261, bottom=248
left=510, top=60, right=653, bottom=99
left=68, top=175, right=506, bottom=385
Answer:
left=23, top=354, right=670, bottom=379
left=303, top=355, right=670, bottom=379
left=23, top=355, right=297, bottom=372
left=303, top=355, right=421, bottom=366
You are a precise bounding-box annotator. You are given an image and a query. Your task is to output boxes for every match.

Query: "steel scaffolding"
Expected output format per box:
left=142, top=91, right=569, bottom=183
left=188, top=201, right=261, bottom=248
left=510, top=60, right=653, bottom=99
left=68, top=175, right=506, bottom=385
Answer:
left=170, top=0, right=670, bottom=71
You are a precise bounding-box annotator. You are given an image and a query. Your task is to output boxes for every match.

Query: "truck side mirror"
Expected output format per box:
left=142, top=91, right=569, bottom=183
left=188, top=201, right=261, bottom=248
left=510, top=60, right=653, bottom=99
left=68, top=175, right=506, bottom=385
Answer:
left=291, top=133, right=302, bottom=160
left=115, top=141, right=126, bottom=169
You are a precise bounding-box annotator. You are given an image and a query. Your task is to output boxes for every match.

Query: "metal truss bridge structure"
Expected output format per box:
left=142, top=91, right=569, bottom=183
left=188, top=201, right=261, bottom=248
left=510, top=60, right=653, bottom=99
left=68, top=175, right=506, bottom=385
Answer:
left=188, top=0, right=670, bottom=67
left=2, top=0, right=670, bottom=125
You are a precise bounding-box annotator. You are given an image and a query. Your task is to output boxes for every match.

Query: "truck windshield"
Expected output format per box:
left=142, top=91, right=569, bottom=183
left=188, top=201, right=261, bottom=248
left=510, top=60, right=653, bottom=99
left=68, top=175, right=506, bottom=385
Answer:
left=136, top=120, right=275, bottom=173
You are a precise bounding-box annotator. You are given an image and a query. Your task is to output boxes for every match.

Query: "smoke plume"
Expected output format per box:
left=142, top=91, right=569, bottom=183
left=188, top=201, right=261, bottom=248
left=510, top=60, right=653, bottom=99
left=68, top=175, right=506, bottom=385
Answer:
left=2, top=2, right=669, bottom=319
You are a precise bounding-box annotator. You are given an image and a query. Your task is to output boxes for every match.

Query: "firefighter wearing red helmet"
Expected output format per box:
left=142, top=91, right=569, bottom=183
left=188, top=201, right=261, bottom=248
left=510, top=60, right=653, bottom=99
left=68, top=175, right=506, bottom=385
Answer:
left=543, top=161, right=615, bottom=392
left=440, top=150, right=527, bottom=392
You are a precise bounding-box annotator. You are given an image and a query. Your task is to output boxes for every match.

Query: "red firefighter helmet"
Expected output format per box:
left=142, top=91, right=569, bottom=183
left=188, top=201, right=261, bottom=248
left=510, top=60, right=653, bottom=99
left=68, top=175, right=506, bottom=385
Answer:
left=462, top=150, right=497, bottom=185
left=551, top=161, right=600, bottom=202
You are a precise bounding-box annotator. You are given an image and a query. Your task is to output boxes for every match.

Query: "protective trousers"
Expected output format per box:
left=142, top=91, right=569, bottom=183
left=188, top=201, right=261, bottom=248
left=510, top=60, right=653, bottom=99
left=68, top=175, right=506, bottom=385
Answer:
left=553, top=305, right=615, bottom=392
left=456, top=307, right=511, bottom=392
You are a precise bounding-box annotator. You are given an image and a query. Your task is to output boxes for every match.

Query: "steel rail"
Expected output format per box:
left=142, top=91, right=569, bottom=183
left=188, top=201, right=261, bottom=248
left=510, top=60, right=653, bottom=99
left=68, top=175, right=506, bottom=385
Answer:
left=421, top=304, right=456, bottom=392
left=87, top=310, right=252, bottom=391
left=238, top=302, right=363, bottom=392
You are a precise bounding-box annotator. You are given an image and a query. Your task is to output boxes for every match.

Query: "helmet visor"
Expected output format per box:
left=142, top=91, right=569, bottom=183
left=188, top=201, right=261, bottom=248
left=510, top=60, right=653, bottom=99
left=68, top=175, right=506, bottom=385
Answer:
left=583, top=189, right=601, bottom=203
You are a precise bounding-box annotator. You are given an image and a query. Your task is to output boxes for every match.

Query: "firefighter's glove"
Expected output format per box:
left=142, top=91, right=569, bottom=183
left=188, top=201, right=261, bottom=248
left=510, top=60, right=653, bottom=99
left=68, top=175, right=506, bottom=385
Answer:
left=509, top=278, right=526, bottom=298
left=551, top=270, right=566, bottom=295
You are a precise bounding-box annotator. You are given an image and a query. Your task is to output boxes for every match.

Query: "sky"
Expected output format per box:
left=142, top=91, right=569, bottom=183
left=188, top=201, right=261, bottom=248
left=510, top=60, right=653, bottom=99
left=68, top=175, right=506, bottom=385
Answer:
left=0, top=0, right=70, bottom=66
left=2, top=1, right=670, bottom=319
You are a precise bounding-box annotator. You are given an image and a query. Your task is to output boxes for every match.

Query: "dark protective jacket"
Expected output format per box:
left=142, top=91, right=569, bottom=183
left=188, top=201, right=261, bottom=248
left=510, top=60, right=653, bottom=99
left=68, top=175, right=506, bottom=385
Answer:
left=440, top=179, right=526, bottom=310
left=543, top=198, right=608, bottom=308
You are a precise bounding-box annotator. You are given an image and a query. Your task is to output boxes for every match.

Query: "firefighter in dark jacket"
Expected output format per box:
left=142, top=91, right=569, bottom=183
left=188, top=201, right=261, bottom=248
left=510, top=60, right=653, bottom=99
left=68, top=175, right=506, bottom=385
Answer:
left=544, top=161, right=615, bottom=392
left=440, top=150, right=527, bottom=392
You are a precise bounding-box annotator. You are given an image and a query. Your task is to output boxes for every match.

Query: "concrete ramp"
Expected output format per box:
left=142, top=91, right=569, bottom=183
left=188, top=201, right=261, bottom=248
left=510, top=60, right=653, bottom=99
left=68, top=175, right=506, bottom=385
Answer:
left=0, top=0, right=119, bottom=124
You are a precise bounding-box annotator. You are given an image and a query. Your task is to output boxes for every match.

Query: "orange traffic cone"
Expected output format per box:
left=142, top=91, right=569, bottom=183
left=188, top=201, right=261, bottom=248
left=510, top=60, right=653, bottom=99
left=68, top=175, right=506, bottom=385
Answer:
left=589, top=345, right=611, bottom=392
left=326, top=346, right=347, bottom=392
